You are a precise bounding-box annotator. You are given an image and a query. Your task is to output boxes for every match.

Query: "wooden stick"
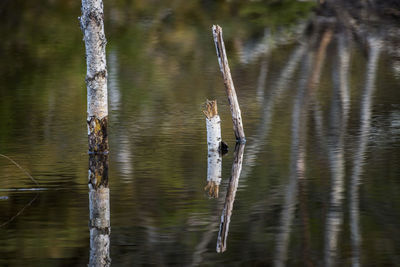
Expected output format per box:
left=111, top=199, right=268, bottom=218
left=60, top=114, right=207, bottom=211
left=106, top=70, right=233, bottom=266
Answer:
left=212, top=25, right=246, bottom=143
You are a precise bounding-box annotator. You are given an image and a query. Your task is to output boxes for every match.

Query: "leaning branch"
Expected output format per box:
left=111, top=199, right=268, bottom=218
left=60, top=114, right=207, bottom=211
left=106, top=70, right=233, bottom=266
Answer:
left=212, top=25, right=245, bottom=143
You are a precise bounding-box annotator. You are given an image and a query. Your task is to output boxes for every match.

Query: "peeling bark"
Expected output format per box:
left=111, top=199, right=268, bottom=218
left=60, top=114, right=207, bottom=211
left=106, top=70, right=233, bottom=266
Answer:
left=205, top=146, right=222, bottom=198
left=80, top=0, right=109, bottom=153
left=203, top=100, right=222, bottom=152
left=88, top=116, right=109, bottom=154
left=89, top=154, right=109, bottom=189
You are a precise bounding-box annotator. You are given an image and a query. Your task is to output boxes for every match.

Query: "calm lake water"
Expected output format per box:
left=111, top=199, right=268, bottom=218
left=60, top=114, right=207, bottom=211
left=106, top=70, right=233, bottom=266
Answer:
left=1, top=1, right=400, bottom=266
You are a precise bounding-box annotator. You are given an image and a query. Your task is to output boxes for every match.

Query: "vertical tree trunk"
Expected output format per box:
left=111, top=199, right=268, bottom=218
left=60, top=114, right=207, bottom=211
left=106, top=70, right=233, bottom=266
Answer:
left=80, top=0, right=109, bottom=153
left=80, top=1, right=110, bottom=265
left=89, top=154, right=111, bottom=267
left=212, top=25, right=245, bottom=143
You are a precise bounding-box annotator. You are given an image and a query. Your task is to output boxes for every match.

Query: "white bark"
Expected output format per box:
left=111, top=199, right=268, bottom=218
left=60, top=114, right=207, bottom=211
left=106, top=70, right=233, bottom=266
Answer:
left=205, top=149, right=222, bottom=198
left=89, top=187, right=111, bottom=267
left=204, top=100, right=222, bottom=198
left=80, top=0, right=108, bottom=120
left=206, top=148, right=222, bottom=191
left=206, top=115, right=221, bottom=152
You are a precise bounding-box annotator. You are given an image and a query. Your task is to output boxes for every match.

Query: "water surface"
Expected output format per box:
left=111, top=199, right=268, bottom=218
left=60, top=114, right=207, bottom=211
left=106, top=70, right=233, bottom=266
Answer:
left=1, top=1, right=400, bottom=266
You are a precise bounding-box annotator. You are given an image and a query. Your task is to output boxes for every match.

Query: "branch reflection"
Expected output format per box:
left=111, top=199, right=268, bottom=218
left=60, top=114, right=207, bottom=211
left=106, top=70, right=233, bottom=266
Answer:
left=216, top=143, right=245, bottom=253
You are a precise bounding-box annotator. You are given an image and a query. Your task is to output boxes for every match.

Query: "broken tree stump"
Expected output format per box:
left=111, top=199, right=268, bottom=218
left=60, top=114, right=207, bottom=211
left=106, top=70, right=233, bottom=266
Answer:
left=203, top=100, right=223, bottom=198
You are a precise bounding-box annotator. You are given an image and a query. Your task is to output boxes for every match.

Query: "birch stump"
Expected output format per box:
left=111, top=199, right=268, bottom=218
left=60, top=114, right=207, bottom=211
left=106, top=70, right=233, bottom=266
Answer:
left=80, top=0, right=109, bottom=153
left=212, top=25, right=245, bottom=143
left=203, top=100, right=222, bottom=198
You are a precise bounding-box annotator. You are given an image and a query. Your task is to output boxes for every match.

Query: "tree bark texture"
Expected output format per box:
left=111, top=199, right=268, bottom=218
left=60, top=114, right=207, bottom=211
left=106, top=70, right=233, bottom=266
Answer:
left=216, top=143, right=245, bottom=253
left=205, top=149, right=222, bottom=198
left=203, top=100, right=222, bottom=198
left=80, top=0, right=109, bottom=153
left=203, top=100, right=222, bottom=152
left=212, top=25, right=246, bottom=143
left=89, top=154, right=111, bottom=267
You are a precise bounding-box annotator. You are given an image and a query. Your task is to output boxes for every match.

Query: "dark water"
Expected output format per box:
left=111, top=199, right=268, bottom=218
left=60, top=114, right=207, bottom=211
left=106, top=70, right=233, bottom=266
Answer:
left=1, top=1, right=400, bottom=266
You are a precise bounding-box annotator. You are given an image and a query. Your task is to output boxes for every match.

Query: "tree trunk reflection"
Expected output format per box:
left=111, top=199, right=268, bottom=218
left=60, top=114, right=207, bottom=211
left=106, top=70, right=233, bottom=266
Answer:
left=324, top=32, right=350, bottom=267
left=350, top=36, right=381, bottom=267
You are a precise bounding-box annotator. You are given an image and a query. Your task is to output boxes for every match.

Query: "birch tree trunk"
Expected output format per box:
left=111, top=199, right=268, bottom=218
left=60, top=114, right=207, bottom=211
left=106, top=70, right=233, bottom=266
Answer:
left=80, top=0, right=109, bottom=153
left=203, top=100, right=222, bottom=198
left=89, top=154, right=111, bottom=267
left=80, top=2, right=110, bottom=265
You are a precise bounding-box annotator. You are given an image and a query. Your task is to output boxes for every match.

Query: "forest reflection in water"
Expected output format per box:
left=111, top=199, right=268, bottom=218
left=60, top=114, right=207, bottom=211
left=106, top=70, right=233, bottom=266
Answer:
left=1, top=0, right=400, bottom=266
left=197, top=2, right=395, bottom=266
